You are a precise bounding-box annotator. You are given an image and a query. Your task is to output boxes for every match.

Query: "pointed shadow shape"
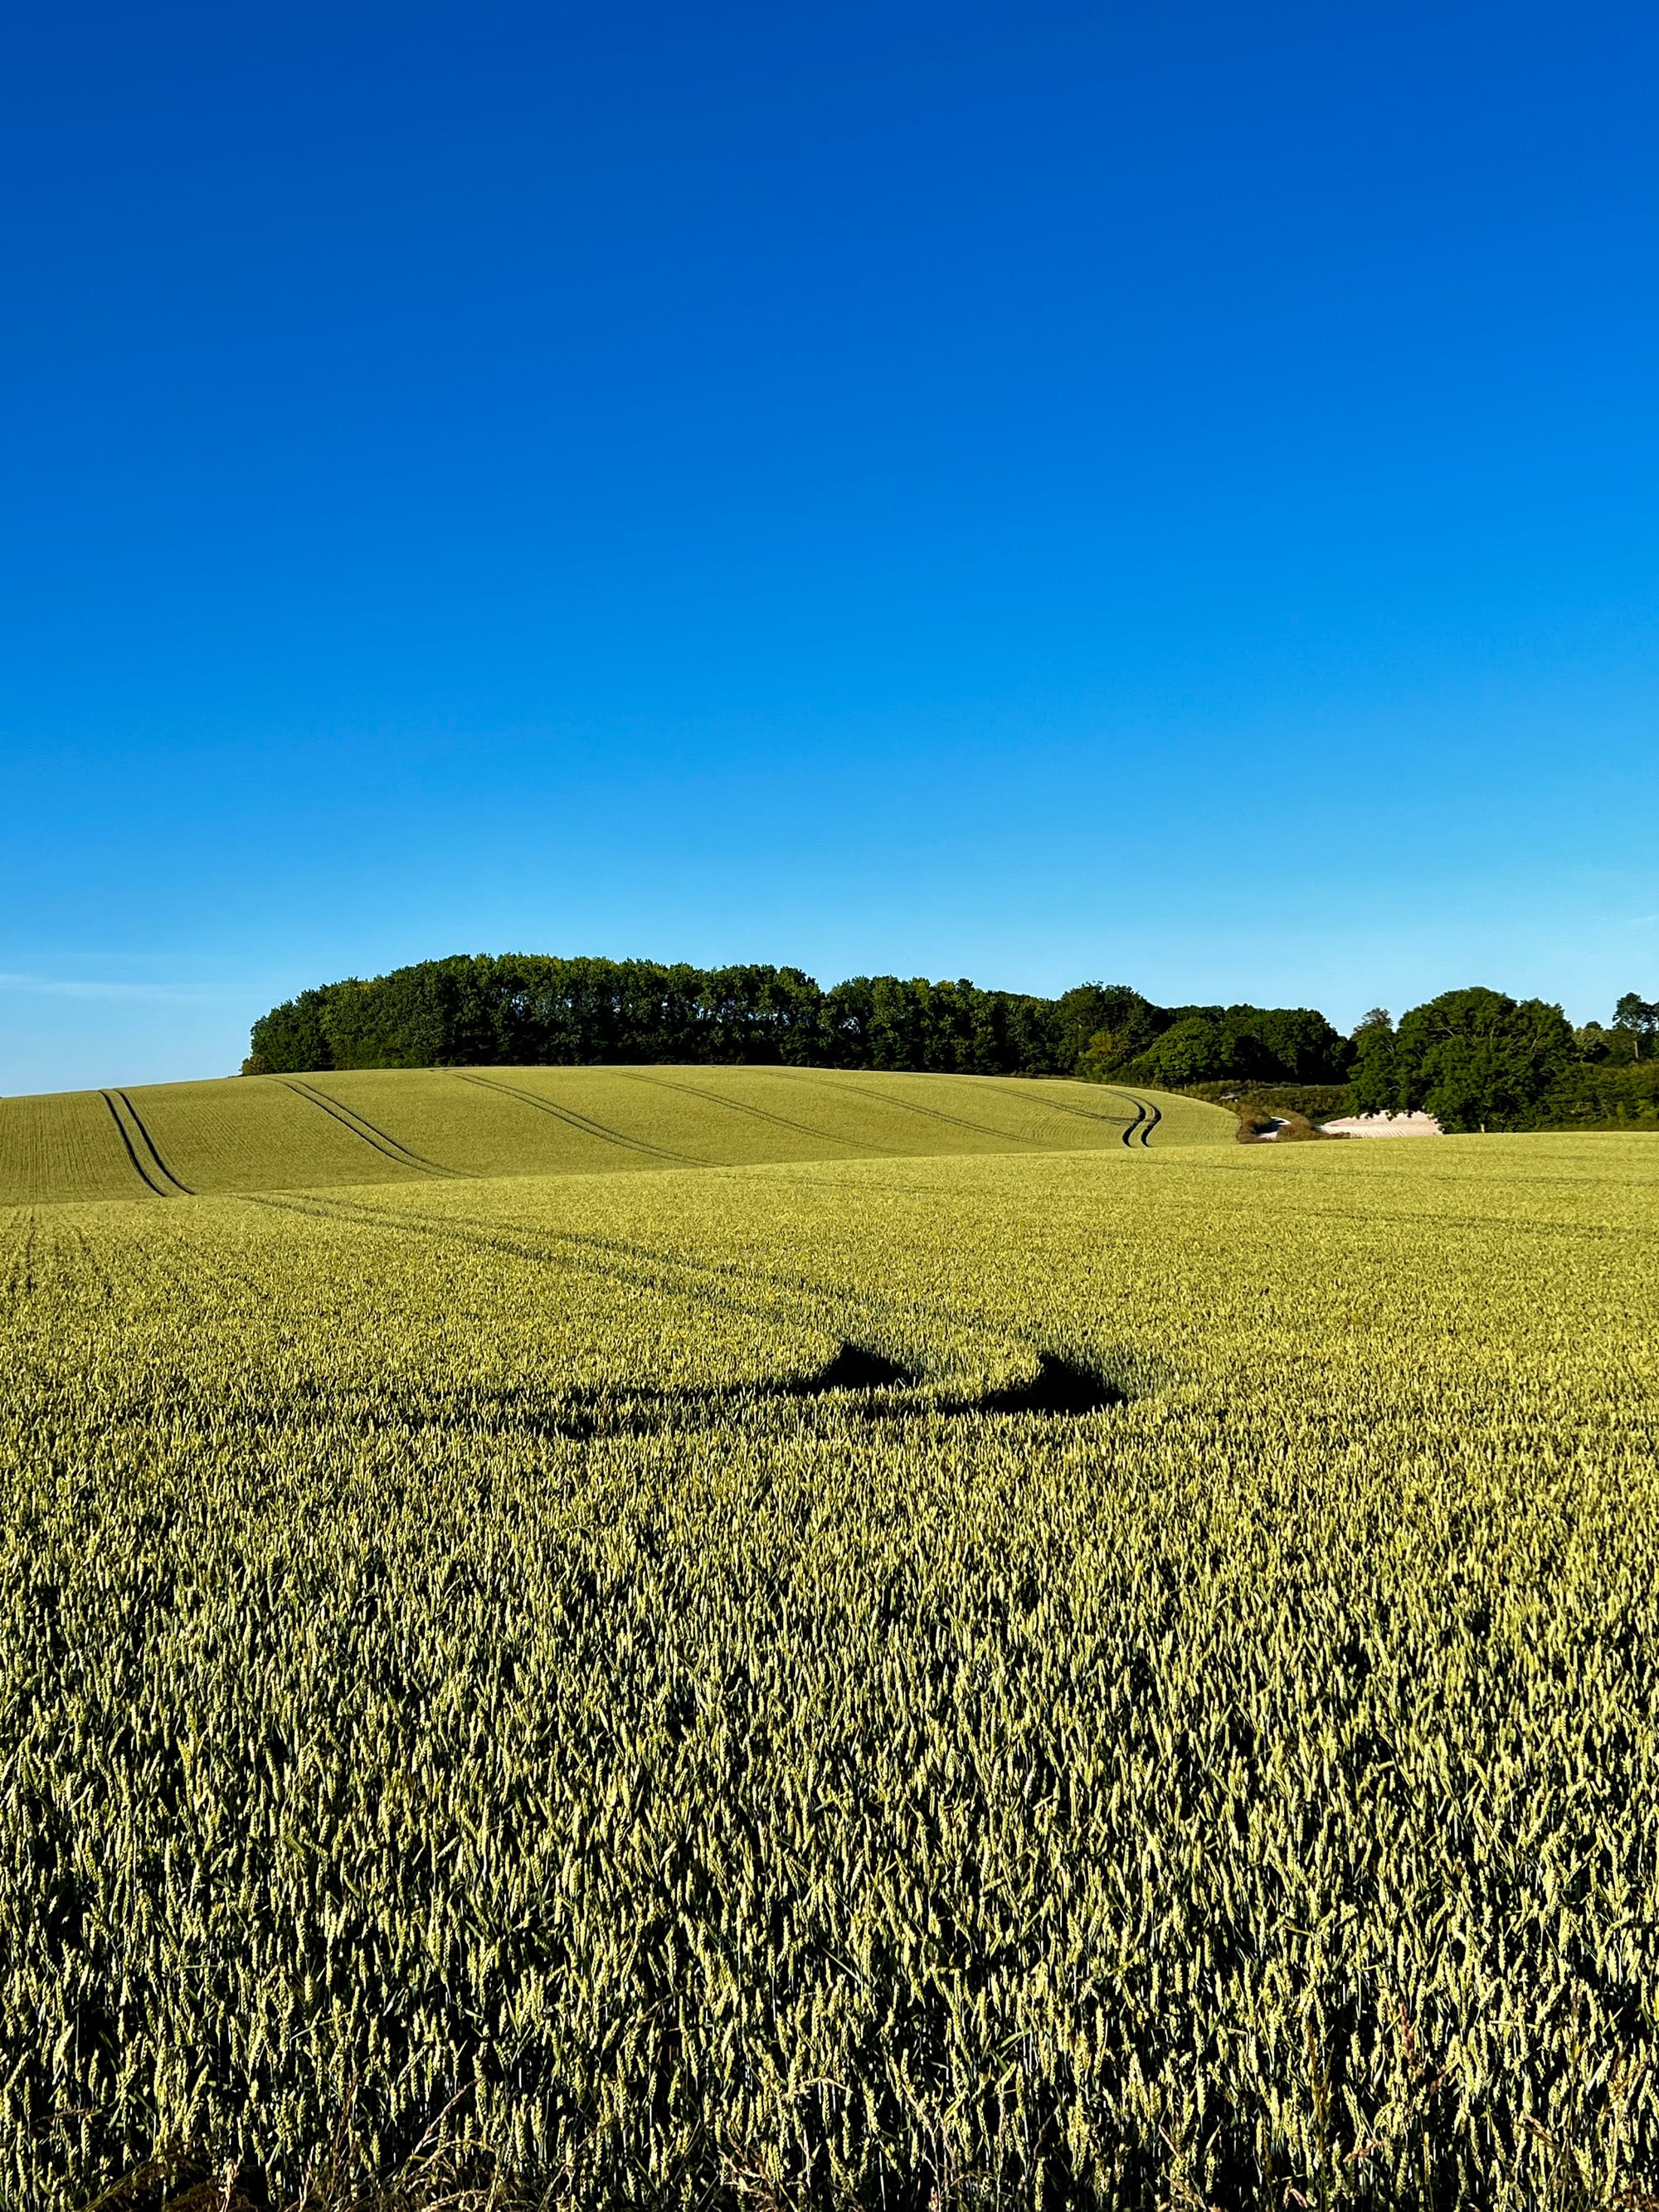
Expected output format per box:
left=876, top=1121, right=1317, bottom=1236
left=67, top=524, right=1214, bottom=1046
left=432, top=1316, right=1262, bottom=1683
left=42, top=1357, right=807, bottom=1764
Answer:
left=782, top=1344, right=916, bottom=1394
left=966, top=1353, right=1129, bottom=1416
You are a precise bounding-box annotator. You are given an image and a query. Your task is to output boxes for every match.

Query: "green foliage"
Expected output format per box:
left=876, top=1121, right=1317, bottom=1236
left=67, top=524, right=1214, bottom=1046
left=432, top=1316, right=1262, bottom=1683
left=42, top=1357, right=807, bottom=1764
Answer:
left=252, top=985, right=337, bottom=1072
left=1180, top=1082, right=1350, bottom=1120
left=1068, top=987, right=1174, bottom=1082
left=1131, top=1013, right=1233, bottom=1087
left=1050, top=984, right=1152, bottom=1071
left=1527, top=1057, right=1659, bottom=1130
left=1115, top=1005, right=1350, bottom=1089
left=249, top=961, right=1355, bottom=1090
left=1346, top=993, right=1659, bottom=1131
left=1575, top=1022, right=1637, bottom=1066
left=1387, top=988, right=1574, bottom=1132
left=1613, top=992, right=1659, bottom=1057
left=249, top=957, right=1076, bottom=1078
left=1345, top=1011, right=1401, bottom=1116
left=2, top=1136, right=1657, bottom=2208
left=1233, top=1004, right=1354, bottom=1081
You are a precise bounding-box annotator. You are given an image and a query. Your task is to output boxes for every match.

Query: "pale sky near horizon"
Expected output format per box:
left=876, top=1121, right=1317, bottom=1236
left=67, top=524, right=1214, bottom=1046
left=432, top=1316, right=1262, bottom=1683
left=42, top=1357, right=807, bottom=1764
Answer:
left=2, top=1, right=1656, bottom=1092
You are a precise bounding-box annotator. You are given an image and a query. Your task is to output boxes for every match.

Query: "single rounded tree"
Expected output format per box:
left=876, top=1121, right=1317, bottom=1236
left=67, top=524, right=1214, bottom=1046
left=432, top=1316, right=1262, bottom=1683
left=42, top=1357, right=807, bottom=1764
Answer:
left=1392, top=986, right=1574, bottom=1132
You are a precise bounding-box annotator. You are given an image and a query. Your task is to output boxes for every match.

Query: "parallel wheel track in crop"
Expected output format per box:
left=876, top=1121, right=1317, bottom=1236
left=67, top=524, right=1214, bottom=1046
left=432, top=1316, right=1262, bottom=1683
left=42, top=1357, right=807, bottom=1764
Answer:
left=772, top=1068, right=1044, bottom=1143
left=611, top=1069, right=881, bottom=1149
left=450, top=1072, right=688, bottom=1161
left=101, top=1091, right=192, bottom=1196
left=283, top=1081, right=463, bottom=1178
left=1119, top=1097, right=1161, bottom=1147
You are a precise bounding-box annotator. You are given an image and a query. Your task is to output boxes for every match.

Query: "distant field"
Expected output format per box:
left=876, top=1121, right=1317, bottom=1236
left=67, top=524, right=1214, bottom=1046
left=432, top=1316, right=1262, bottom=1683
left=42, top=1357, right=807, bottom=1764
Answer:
left=0, top=1065, right=1232, bottom=1204
left=2, top=1128, right=1657, bottom=2207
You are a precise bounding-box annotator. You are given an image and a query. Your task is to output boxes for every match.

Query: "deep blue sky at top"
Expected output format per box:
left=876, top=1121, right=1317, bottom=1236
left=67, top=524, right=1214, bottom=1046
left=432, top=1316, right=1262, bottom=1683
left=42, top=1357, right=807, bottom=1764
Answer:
left=2, top=2, right=1657, bottom=1088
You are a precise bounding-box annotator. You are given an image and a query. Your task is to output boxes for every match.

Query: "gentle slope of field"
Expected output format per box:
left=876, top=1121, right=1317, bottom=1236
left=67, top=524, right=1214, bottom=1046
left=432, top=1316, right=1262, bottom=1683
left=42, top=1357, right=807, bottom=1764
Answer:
left=2, top=1131, right=1657, bottom=2207
left=0, top=1065, right=1232, bottom=1204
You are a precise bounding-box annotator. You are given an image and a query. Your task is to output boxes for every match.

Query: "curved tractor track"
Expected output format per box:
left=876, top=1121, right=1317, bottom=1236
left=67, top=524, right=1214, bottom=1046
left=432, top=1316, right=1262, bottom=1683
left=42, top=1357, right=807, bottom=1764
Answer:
left=1119, top=1096, right=1162, bottom=1148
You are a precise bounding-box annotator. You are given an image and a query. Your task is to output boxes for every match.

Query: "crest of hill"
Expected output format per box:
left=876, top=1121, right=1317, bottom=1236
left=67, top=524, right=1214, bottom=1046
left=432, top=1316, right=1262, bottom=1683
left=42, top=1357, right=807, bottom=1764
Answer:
left=0, top=1067, right=1234, bottom=1208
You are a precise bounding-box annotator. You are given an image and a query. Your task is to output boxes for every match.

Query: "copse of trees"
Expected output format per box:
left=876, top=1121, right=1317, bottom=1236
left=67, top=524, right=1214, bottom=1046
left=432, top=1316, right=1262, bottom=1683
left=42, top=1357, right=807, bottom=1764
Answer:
left=1345, top=986, right=1659, bottom=1131
left=246, top=956, right=1349, bottom=1087
left=246, top=957, right=1657, bottom=1128
left=253, top=959, right=835, bottom=1075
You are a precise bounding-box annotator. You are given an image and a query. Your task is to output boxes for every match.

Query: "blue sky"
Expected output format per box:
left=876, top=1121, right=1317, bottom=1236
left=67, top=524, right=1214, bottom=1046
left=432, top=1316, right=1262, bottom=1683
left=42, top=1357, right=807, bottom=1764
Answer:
left=2, top=1, right=1656, bottom=1091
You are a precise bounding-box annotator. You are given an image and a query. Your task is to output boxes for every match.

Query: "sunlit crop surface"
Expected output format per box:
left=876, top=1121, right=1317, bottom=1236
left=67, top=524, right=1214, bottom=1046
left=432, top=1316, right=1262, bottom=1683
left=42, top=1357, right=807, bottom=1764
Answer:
left=2, top=1130, right=1657, bottom=2208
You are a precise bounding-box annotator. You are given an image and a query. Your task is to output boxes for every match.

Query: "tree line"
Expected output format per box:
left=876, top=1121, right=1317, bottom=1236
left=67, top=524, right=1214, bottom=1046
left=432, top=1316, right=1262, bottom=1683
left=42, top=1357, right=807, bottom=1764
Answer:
left=245, top=956, right=1658, bottom=1130
left=246, top=956, right=1349, bottom=1086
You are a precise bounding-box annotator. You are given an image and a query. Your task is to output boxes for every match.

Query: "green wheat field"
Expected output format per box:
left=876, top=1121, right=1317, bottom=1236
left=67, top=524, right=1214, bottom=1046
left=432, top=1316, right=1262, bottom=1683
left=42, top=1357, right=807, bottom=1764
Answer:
left=2, top=1068, right=1656, bottom=2208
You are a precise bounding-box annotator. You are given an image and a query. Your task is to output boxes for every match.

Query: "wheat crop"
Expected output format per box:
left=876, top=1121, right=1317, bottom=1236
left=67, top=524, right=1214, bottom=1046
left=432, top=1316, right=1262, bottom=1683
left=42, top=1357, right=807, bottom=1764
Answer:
left=0, top=1067, right=1228, bottom=1208
left=1, top=1132, right=1655, bottom=2207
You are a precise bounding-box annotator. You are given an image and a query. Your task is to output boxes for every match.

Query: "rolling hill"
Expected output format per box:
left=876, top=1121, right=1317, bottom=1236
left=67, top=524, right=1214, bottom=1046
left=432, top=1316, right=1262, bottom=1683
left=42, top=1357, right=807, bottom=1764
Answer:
left=0, top=1066, right=1233, bottom=1206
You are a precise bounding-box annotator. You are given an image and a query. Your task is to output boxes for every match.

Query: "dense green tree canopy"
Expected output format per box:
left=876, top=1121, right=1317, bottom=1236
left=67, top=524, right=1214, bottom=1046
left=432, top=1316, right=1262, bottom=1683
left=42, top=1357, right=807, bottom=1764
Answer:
left=249, top=961, right=1659, bottom=1130
left=1345, top=1010, right=1400, bottom=1116
left=1394, top=987, right=1574, bottom=1132
left=1345, top=988, right=1577, bottom=1131
left=248, top=958, right=1353, bottom=1085
left=1101, top=1004, right=1350, bottom=1089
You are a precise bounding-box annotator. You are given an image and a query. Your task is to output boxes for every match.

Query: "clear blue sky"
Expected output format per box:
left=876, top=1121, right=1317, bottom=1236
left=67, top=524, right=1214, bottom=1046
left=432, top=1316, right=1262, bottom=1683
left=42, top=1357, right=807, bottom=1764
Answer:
left=3, top=1, right=1656, bottom=1091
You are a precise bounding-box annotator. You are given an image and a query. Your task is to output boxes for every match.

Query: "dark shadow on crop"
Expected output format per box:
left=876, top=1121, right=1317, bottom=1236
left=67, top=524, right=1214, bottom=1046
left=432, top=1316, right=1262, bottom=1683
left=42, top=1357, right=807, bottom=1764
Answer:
left=781, top=1343, right=917, bottom=1394
left=542, top=1344, right=1128, bottom=1437
left=783, top=1344, right=1130, bottom=1415
left=953, top=1352, right=1129, bottom=1416
left=186, top=1345, right=1137, bottom=1451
